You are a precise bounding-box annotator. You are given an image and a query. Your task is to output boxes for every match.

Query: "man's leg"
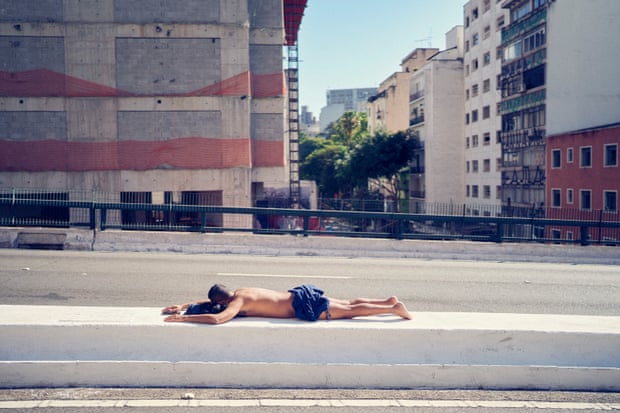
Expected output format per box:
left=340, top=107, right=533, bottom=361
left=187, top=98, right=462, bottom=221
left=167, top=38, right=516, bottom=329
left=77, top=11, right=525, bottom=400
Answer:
left=321, top=301, right=412, bottom=320
left=329, top=296, right=398, bottom=306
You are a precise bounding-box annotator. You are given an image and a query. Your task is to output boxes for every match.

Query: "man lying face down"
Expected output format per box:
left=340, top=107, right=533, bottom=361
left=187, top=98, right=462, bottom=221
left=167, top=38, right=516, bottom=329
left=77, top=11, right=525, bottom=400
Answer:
left=161, top=283, right=412, bottom=325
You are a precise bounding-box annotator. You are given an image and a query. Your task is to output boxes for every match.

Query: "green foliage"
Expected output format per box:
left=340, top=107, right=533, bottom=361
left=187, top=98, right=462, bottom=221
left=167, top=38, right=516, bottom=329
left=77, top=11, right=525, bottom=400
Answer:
left=300, top=111, right=419, bottom=199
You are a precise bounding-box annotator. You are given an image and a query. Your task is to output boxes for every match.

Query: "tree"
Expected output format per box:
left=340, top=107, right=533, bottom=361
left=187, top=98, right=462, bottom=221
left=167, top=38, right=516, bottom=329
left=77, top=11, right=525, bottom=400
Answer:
left=345, top=130, right=420, bottom=199
left=327, top=111, right=369, bottom=148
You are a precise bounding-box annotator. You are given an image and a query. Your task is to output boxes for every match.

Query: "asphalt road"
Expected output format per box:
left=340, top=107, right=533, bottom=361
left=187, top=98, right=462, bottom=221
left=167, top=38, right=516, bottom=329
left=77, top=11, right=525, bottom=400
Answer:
left=1, top=249, right=619, bottom=411
left=1, top=249, right=619, bottom=316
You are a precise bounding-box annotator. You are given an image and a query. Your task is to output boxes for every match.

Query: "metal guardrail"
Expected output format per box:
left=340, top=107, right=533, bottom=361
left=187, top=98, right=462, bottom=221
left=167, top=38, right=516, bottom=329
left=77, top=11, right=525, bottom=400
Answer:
left=1, top=189, right=619, bottom=246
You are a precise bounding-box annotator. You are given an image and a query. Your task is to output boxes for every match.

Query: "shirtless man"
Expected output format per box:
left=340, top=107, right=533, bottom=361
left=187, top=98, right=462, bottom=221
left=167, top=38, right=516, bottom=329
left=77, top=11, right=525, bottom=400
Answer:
left=162, top=284, right=412, bottom=324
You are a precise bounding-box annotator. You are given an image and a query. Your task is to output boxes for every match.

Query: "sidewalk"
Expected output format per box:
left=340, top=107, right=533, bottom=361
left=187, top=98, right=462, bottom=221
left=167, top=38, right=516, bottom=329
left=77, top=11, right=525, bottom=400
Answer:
left=2, top=305, right=619, bottom=390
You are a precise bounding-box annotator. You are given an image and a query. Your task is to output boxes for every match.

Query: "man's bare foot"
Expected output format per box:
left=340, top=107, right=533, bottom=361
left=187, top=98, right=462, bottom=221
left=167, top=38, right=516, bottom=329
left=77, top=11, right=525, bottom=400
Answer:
left=387, top=296, right=399, bottom=305
left=394, top=302, right=413, bottom=320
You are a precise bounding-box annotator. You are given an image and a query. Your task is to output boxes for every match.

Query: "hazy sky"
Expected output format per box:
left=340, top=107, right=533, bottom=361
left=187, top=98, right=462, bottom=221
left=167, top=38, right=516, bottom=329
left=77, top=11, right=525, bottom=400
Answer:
left=297, top=0, right=466, bottom=115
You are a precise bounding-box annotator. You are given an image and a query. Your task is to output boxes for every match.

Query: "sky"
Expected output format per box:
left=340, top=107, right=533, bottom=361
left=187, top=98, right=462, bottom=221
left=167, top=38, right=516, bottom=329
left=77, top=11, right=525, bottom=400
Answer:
left=297, top=0, right=466, bottom=116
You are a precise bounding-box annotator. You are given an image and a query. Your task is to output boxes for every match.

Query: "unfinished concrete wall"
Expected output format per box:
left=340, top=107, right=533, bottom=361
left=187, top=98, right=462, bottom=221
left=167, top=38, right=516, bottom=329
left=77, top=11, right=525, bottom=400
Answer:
left=0, top=0, right=289, bottom=219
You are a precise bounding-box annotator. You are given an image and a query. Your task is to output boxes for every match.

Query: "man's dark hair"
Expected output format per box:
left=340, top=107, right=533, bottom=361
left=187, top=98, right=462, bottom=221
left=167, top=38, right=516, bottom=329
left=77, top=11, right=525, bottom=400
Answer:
left=208, top=284, right=232, bottom=304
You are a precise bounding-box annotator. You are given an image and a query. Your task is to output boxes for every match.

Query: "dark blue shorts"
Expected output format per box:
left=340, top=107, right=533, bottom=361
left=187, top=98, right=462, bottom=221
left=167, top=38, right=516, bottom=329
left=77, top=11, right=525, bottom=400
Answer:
left=289, top=284, right=330, bottom=321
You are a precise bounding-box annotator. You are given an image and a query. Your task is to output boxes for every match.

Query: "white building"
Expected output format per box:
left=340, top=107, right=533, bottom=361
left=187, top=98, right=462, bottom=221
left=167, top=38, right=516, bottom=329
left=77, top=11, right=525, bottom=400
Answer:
left=463, top=0, right=508, bottom=215
left=545, top=0, right=620, bottom=136
left=409, top=27, right=465, bottom=208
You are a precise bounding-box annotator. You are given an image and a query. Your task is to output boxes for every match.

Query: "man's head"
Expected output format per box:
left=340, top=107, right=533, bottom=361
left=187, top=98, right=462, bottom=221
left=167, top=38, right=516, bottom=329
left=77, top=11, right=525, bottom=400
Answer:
left=208, top=284, right=233, bottom=304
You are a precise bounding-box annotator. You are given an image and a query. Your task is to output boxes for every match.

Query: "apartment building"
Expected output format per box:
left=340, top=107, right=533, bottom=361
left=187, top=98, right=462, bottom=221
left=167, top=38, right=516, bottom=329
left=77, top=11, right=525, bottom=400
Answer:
left=368, top=48, right=438, bottom=134
left=319, top=87, right=375, bottom=132
left=408, top=27, right=465, bottom=208
left=463, top=0, right=508, bottom=215
left=500, top=0, right=620, bottom=214
left=0, top=0, right=305, bottom=227
left=546, top=123, right=620, bottom=242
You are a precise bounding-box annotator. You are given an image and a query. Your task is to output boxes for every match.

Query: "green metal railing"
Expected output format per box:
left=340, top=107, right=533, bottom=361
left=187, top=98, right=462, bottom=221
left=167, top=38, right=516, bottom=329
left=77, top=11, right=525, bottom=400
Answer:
left=1, top=188, right=619, bottom=246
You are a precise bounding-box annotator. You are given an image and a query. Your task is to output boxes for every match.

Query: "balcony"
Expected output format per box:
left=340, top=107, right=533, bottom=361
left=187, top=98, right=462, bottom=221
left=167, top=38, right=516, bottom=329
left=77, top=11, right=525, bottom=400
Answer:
left=409, top=115, right=425, bottom=126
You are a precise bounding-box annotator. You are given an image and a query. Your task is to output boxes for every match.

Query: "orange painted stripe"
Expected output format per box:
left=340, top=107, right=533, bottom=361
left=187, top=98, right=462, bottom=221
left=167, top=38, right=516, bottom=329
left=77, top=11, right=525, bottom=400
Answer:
left=252, top=140, right=285, bottom=167
left=0, top=137, right=255, bottom=171
left=0, top=69, right=284, bottom=98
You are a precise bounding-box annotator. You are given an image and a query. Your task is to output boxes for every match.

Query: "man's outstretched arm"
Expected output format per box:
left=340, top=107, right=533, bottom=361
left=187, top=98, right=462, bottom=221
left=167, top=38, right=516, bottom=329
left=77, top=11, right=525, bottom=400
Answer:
left=164, top=298, right=243, bottom=325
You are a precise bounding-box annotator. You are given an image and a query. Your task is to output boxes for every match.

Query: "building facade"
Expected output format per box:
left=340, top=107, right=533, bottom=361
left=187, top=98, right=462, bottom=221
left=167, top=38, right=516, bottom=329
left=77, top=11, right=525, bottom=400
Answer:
left=463, top=0, right=508, bottom=215
left=368, top=48, right=438, bottom=134
left=546, top=123, right=620, bottom=242
left=408, top=28, right=465, bottom=208
left=499, top=0, right=548, bottom=213
left=0, top=0, right=305, bottom=226
left=318, top=87, right=375, bottom=133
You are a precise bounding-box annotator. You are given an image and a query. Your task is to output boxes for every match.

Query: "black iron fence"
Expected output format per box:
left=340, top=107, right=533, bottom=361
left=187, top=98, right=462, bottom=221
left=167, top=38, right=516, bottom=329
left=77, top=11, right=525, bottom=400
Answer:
left=1, top=188, right=619, bottom=246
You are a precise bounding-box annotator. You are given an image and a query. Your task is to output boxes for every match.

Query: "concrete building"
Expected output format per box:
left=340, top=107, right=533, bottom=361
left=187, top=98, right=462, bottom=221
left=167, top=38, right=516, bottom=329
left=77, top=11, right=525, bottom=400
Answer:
left=546, top=123, right=620, bottom=243
left=0, top=0, right=306, bottom=227
left=319, top=87, right=375, bottom=133
left=463, top=0, right=508, bottom=215
left=368, top=48, right=438, bottom=134
left=500, top=0, right=620, bottom=216
left=408, top=28, right=465, bottom=209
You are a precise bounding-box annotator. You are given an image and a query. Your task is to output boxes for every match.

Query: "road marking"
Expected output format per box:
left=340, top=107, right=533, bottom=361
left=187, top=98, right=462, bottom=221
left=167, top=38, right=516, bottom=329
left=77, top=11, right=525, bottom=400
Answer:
left=1, top=399, right=618, bottom=409
left=218, top=272, right=352, bottom=280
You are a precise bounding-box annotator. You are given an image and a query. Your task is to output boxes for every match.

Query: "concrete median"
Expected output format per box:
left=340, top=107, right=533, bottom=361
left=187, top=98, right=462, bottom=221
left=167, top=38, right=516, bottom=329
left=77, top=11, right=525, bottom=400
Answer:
left=1, top=305, right=619, bottom=390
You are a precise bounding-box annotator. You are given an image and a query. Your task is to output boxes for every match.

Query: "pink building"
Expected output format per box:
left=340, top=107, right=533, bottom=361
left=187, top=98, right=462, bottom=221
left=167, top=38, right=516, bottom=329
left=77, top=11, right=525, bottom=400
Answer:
left=546, top=123, right=620, bottom=243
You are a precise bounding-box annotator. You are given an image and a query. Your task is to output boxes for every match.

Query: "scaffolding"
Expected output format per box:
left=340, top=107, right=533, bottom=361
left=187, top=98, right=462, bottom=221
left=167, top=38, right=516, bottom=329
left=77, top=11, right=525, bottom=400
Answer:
left=287, top=44, right=301, bottom=208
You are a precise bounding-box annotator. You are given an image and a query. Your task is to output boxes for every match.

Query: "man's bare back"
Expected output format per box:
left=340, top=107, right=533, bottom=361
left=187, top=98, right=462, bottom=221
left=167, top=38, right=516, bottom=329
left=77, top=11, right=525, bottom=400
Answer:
left=163, top=284, right=412, bottom=324
left=231, top=288, right=295, bottom=318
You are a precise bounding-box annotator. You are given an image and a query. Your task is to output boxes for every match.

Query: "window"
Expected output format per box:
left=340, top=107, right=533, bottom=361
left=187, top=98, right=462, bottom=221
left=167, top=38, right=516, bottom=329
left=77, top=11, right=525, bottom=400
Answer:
left=466, top=185, right=470, bottom=197
left=472, top=185, right=479, bottom=198
left=483, top=185, right=491, bottom=199
left=496, top=157, right=502, bottom=171
left=473, top=33, right=479, bottom=46
left=472, top=58, right=479, bottom=71
left=483, top=52, right=491, bottom=66
left=472, top=84, right=479, bottom=96
left=466, top=137, right=470, bottom=148
left=483, top=159, right=491, bottom=172
left=567, top=147, right=574, bottom=163
left=483, top=79, right=491, bottom=93
left=482, top=106, right=490, bottom=119
left=605, top=144, right=618, bottom=167
left=472, top=160, right=479, bottom=172
left=472, top=109, right=479, bottom=122
left=567, top=188, right=574, bottom=204
left=466, top=161, right=470, bottom=172
left=483, top=133, right=491, bottom=145
left=551, top=149, right=561, bottom=168
left=496, top=185, right=502, bottom=199
left=472, top=135, right=479, bottom=147
left=483, top=0, right=491, bottom=12
left=472, top=7, right=479, bottom=20
left=604, top=191, right=617, bottom=212
left=552, top=189, right=561, bottom=207
left=580, top=190, right=592, bottom=210
left=483, top=26, right=491, bottom=40
left=466, top=89, right=470, bottom=100
left=465, top=40, right=470, bottom=52
left=580, top=146, right=592, bottom=168
left=466, top=113, right=470, bottom=124
left=496, top=16, right=505, bottom=31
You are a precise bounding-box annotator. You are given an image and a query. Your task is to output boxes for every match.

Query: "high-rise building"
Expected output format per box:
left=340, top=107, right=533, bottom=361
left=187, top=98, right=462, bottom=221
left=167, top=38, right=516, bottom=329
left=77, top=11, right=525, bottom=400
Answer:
left=320, top=87, right=376, bottom=132
left=0, top=0, right=306, bottom=226
left=499, top=0, right=620, bottom=215
left=408, top=28, right=465, bottom=208
left=463, top=0, right=508, bottom=215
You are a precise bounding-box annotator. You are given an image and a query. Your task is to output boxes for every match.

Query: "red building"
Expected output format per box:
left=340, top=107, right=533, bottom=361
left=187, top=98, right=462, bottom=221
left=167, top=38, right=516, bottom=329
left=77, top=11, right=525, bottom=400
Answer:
left=546, top=123, right=620, bottom=243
